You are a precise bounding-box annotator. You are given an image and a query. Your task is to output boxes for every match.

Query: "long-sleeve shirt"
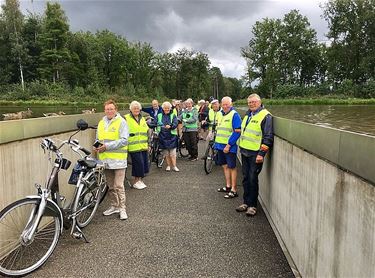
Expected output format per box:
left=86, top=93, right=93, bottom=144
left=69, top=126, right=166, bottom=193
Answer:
left=142, top=106, right=162, bottom=120
left=240, top=106, right=274, bottom=158
left=214, top=107, right=242, bottom=153
left=96, top=113, right=129, bottom=169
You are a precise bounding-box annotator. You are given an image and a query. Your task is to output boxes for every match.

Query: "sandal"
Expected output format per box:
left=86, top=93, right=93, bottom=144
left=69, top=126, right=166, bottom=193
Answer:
left=217, top=186, right=231, bottom=193
left=236, top=204, right=248, bottom=212
left=224, top=191, right=238, bottom=199
left=245, top=207, right=257, bottom=216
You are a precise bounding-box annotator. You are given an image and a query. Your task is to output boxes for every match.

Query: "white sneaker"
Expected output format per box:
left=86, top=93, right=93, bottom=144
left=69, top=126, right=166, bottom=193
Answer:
left=119, top=209, right=128, bottom=220
left=103, top=206, right=120, bottom=216
left=173, top=167, right=180, bottom=172
left=139, top=181, right=147, bottom=188
left=133, top=181, right=146, bottom=190
left=165, top=166, right=171, bottom=171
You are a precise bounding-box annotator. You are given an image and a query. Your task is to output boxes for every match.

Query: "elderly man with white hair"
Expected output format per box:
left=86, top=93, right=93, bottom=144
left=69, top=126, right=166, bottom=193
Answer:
left=236, top=93, right=273, bottom=217
left=214, top=96, right=242, bottom=199
left=124, top=101, right=150, bottom=190
left=181, top=98, right=199, bottom=161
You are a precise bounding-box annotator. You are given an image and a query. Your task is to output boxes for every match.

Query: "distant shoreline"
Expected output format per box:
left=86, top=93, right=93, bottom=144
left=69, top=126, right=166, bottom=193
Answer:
left=1, top=97, right=375, bottom=107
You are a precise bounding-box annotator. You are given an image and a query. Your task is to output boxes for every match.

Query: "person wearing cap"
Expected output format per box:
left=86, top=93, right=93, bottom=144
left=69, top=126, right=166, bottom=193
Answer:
left=181, top=98, right=199, bottom=161
left=214, top=96, right=242, bottom=199
left=235, top=93, right=273, bottom=216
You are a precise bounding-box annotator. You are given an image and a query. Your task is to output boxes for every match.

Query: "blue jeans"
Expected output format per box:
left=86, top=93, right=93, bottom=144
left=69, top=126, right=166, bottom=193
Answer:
left=241, top=153, right=263, bottom=207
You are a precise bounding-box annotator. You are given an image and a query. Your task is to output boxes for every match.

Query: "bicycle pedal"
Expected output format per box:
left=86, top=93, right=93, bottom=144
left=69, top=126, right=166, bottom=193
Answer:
left=72, top=231, right=83, bottom=239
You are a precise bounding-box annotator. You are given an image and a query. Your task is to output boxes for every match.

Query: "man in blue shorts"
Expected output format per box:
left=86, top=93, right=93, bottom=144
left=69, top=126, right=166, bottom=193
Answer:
left=214, top=96, right=242, bottom=198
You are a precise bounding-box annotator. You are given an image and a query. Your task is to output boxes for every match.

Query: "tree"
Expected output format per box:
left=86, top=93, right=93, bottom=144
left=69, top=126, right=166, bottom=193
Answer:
left=38, top=2, right=70, bottom=83
left=323, top=0, right=375, bottom=85
left=0, top=0, right=27, bottom=89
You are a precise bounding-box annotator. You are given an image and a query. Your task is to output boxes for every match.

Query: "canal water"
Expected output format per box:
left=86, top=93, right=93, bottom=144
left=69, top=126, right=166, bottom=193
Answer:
left=1, top=104, right=375, bottom=136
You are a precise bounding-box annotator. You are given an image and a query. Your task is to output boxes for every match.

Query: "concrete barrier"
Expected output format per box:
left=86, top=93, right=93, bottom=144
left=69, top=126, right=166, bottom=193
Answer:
left=258, top=124, right=375, bottom=277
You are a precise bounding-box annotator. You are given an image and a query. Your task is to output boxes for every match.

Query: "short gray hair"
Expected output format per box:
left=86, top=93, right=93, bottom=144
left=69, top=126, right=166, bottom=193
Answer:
left=162, top=101, right=172, bottom=109
left=129, top=101, right=142, bottom=111
left=185, top=98, right=193, bottom=105
left=248, top=93, right=261, bottom=101
left=221, top=96, right=232, bottom=104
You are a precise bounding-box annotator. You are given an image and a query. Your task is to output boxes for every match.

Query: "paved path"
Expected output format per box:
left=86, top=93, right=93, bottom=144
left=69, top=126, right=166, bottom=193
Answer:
left=30, top=141, right=293, bottom=278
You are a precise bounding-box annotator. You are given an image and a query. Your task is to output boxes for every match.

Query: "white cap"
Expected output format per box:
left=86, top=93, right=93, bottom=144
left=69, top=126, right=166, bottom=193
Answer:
left=210, top=99, right=219, bottom=104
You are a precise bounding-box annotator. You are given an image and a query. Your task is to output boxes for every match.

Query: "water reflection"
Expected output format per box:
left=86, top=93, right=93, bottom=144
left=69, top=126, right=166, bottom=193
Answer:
left=239, top=105, right=375, bottom=136
left=1, top=104, right=375, bottom=136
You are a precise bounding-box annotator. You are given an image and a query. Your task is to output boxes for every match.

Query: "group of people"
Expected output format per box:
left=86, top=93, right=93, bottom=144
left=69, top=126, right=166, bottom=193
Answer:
left=94, top=93, right=273, bottom=220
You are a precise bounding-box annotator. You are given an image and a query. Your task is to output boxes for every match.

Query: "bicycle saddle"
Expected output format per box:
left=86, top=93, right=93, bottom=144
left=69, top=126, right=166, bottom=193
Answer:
left=78, top=159, right=97, bottom=169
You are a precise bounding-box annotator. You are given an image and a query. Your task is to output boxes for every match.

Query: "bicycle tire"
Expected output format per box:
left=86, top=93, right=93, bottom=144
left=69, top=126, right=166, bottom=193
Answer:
left=204, top=146, right=216, bottom=174
left=178, top=138, right=189, bottom=158
left=75, top=171, right=107, bottom=228
left=0, top=198, right=60, bottom=277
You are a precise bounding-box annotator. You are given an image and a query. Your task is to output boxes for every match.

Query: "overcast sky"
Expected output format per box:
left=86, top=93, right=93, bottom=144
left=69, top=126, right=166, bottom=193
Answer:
left=13, top=0, right=328, bottom=78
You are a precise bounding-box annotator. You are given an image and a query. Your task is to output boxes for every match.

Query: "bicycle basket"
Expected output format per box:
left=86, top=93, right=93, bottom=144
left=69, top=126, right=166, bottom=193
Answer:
left=68, top=163, right=82, bottom=185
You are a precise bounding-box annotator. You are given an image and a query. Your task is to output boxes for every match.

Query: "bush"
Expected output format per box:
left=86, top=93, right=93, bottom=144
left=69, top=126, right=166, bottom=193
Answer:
left=274, top=84, right=306, bottom=98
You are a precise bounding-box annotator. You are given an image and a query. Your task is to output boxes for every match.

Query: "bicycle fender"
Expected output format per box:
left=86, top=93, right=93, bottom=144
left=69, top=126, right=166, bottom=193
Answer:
left=25, top=195, right=64, bottom=234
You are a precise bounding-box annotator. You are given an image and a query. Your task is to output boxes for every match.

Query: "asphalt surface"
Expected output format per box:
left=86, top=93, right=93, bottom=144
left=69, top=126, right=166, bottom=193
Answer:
left=27, top=141, right=293, bottom=278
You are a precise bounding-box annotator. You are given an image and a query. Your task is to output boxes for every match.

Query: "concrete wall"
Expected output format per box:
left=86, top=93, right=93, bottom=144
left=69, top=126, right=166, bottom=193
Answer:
left=260, top=136, right=375, bottom=278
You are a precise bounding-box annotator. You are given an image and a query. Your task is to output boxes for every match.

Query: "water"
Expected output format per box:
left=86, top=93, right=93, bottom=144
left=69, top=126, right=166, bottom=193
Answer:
left=239, top=105, right=375, bottom=136
left=1, top=104, right=375, bottom=136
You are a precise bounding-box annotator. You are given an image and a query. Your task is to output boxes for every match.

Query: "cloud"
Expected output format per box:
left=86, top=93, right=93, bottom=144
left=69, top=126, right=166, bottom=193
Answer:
left=16, top=0, right=328, bottom=78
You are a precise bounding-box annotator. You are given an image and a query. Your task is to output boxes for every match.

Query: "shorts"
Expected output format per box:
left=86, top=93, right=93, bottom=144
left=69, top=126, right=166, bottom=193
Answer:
left=216, top=150, right=237, bottom=169
left=162, top=148, right=177, bottom=156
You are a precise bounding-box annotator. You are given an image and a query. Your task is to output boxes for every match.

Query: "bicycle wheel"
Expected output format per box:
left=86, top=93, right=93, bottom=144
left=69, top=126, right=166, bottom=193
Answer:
left=204, top=146, right=216, bottom=174
left=178, top=138, right=189, bottom=158
left=156, top=150, right=164, bottom=168
left=75, top=171, right=107, bottom=228
left=0, top=198, right=60, bottom=277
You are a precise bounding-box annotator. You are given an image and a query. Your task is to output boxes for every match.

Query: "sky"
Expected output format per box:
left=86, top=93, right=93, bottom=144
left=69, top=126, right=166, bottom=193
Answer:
left=12, top=0, right=328, bottom=78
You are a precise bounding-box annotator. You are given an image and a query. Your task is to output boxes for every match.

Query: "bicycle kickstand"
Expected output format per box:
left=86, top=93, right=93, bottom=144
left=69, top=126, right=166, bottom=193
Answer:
left=72, top=226, right=90, bottom=243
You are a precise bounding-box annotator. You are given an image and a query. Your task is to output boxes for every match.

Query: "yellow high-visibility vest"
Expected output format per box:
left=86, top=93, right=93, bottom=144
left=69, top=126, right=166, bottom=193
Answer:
left=208, top=109, right=223, bottom=131
left=97, top=117, right=128, bottom=160
left=124, top=114, right=149, bottom=152
left=215, top=110, right=235, bottom=145
left=239, top=109, right=270, bottom=151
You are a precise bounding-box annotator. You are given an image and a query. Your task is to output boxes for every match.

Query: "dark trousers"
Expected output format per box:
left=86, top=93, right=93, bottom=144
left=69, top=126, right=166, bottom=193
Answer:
left=183, top=131, right=198, bottom=158
left=242, top=153, right=263, bottom=207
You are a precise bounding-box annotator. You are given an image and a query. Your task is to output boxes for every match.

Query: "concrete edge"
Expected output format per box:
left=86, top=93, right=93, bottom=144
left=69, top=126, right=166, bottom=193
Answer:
left=258, top=196, right=302, bottom=278
left=236, top=151, right=301, bottom=278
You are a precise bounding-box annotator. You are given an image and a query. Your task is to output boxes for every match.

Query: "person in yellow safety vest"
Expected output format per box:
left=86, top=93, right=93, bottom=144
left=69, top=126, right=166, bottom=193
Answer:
left=95, top=99, right=129, bottom=220
left=235, top=93, right=273, bottom=217
left=214, top=96, right=242, bottom=199
left=157, top=101, right=179, bottom=171
left=205, top=98, right=223, bottom=141
left=124, top=101, right=149, bottom=190
left=181, top=98, right=199, bottom=161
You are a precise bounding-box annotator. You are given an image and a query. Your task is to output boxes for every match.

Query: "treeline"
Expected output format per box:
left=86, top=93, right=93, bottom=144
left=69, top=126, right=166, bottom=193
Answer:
left=0, top=0, right=243, bottom=103
left=0, top=0, right=374, bottom=103
left=242, top=0, right=375, bottom=98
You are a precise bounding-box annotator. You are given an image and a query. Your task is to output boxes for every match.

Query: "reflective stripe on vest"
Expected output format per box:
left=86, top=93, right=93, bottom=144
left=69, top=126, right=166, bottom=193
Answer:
left=182, top=108, right=198, bottom=129
left=239, top=109, right=270, bottom=151
left=97, top=117, right=128, bottom=161
left=208, top=109, right=223, bottom=131
left=156, top=113, right=177, bottom=135
left=215, top=110, right=235, bottom=145
left=124, top=114, right=149, bottom=152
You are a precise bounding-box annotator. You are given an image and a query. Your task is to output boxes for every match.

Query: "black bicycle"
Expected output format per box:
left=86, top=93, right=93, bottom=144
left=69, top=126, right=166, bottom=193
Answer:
left=177, top=134, right=189, bottom=158
left=148, top=126, right=164, bottom=168
left=203, top=125, right=218, bottom=174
